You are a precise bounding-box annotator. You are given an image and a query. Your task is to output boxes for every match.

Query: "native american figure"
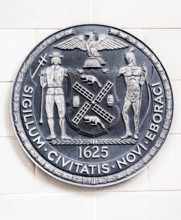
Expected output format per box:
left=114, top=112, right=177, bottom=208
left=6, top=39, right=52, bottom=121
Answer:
left=54, top=31, right=128, bottom=68
left=118, top=48, right=147, bottom=139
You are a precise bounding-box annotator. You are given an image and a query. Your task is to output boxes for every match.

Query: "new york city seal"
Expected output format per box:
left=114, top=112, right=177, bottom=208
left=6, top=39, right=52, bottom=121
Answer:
left=11, top=25, right=173, bottom=187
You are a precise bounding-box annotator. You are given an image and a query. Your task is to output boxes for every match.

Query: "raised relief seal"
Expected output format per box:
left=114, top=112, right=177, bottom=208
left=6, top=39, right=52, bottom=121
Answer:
left=11, top=25, right=173, bottom=187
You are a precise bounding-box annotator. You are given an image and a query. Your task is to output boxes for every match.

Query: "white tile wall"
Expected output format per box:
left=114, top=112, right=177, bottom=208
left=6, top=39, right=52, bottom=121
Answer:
left=148, top=134, right=181, bottom=190
left=0, top=137, right=35, bottom=194
left=96, top=169, right=148, bottom=192
left=36, top=29, right=59, bottom=44
left=93, top=0, right=181, bottom=28
left=0, top=82, right=15, bottom=136
left=170, top=81, right=181, bottom=134
left=96, top=192, right=181, bottom=220
left=143, top=29, right=181, bottom=80
left=0, top=0, right=92, bottom=28
left=123, top=29, right=144, bottom=40
left=0, top=0, right=180, bottom=219
left=0, top=30, right=36, bottom=81
left=0, top=194, right=96, bottom=220
left=36, top=166, right=96, bottom=194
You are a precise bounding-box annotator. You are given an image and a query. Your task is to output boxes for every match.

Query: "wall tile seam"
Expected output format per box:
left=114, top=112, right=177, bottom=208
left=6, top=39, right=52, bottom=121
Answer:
left=94, top=190, right=181, bottom=193
left=90, top=0, right=93, bottom=23
left=0, top=190, right=181, bottom=196
left=95, top=190, right=97, bottom=220
left=93, top=190, right=181, bottom=193
left=0, top=28, right=181, bottom=30
left=146, top=167, right=149, bottom=189
left=34, top=160, right=38, bottom=193
left=0, top=81, right=13, bottom=83
left=0, top=28, right=59, bottom=30
left=0, top=192, right=96, bottom=196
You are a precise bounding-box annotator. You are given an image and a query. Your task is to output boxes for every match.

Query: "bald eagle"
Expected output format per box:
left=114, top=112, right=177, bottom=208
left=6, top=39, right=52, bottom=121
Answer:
left=54, top=31, right=128, bottom=67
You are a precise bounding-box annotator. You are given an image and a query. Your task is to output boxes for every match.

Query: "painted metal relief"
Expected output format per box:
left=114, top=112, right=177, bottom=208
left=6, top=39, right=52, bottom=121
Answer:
left=11, top=25, right=173, bottom=186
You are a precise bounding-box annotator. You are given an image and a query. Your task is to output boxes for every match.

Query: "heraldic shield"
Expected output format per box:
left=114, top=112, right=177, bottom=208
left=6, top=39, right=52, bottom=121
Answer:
left=66, top=69, right=120, bottom=137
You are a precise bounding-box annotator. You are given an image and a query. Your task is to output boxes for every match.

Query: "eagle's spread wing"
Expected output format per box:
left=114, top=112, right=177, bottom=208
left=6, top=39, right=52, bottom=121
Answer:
left=94, top=34, right=128, bottom=51
left=54, top=35, right=86, bottom=51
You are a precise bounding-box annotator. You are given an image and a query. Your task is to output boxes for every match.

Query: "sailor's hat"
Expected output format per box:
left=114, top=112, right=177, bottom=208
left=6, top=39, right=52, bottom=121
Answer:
left=49, top=52, right=63, bottom=58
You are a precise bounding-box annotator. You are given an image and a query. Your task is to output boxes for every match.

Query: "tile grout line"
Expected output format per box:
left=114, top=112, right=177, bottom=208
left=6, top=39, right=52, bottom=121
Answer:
left=34, top=166, right=38, bottom=195
left=142, top=28, right=145, bottom=44
left=95, top=189, right=97, bottom=220
left=35, top=28, right=38, bottom=44
left=91, top=0, right=94, bottom=23
left=0, top=27, right=181, bottom=30
left=34, top=29, right=38, bottom=195
left=146, top=167, right=150, bottom=190
left=0, top=189, right=181, bottom=196
left=0, top=81, right=13, bottom=83
left=95, top=189, right=181, bottom=193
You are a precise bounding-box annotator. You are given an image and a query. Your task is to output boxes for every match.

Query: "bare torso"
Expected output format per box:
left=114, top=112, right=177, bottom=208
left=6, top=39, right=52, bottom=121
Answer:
left=119, top=66, right=142, bottom=102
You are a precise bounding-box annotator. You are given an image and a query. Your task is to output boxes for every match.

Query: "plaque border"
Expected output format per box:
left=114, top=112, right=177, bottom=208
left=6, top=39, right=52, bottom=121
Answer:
left=11, top=24, right=173, bottom=187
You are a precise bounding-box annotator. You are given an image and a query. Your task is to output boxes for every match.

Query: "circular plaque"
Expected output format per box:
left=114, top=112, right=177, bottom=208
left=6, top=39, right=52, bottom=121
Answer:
left=11, top=25, right=173, bottom=187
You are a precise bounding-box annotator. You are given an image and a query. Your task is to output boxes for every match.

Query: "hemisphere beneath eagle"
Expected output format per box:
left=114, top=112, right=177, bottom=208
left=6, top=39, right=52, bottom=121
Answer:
left=54, top=31, right=128, bottom=68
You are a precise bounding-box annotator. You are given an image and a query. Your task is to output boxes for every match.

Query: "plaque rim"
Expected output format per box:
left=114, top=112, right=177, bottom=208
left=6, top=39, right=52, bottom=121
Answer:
left=11, top=24, right=174, bottom=187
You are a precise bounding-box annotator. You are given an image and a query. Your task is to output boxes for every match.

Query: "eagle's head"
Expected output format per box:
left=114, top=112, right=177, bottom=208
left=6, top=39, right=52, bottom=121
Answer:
left=86, top=31, right=95, bottom=38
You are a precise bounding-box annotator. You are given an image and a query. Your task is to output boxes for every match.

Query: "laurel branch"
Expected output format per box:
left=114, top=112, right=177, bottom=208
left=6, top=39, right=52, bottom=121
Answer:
left=50, top=138, right=137, bottom=145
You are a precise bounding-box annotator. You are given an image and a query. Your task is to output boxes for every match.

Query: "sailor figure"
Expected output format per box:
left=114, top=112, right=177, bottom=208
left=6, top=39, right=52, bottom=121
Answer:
left=40, top=52, right=70, bottom=140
